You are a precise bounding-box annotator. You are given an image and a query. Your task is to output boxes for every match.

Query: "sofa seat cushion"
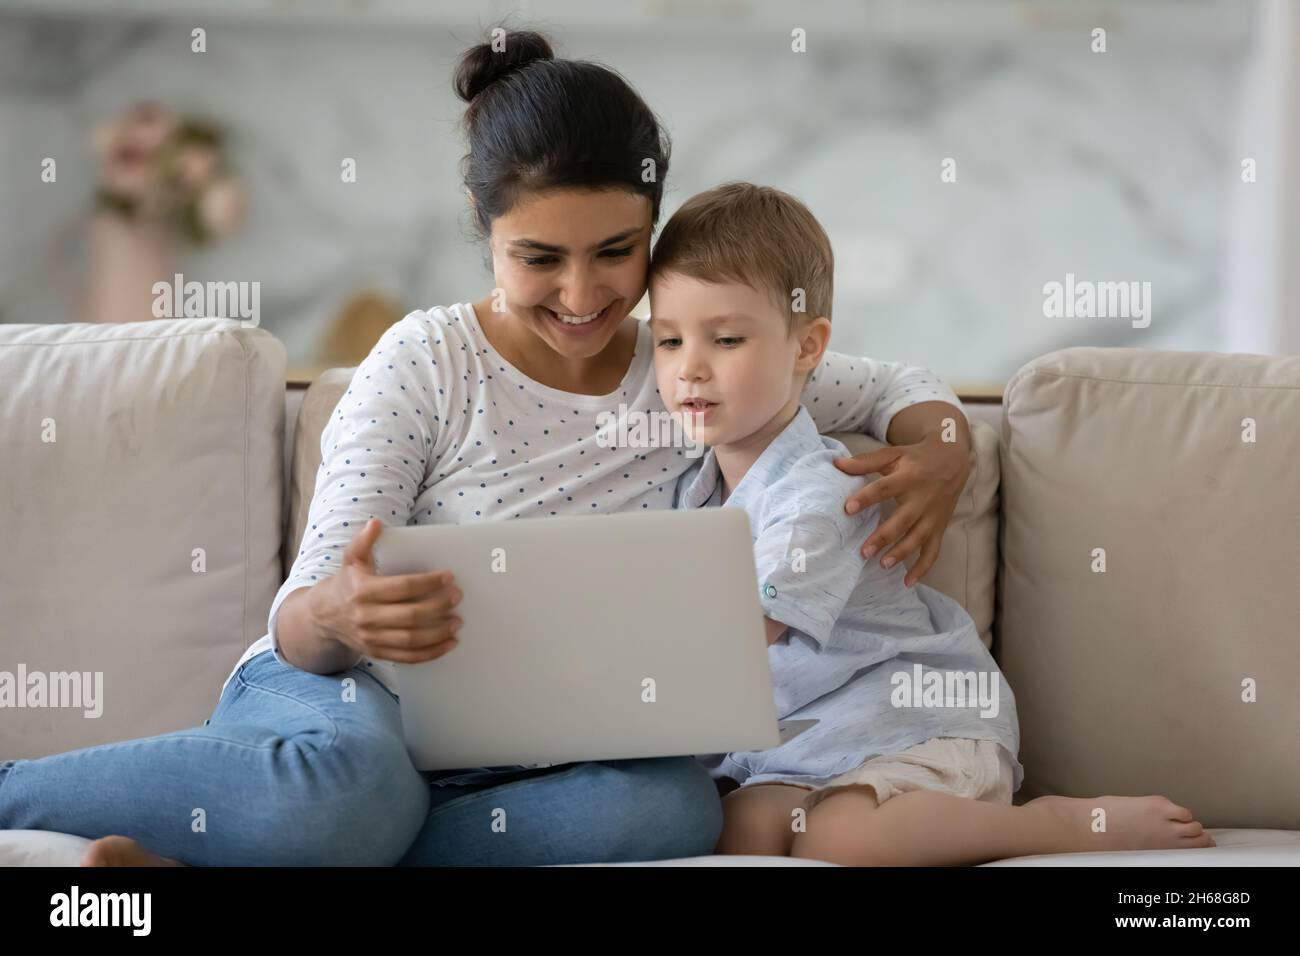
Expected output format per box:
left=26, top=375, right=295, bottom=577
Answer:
left=3, top=827, right=1296, bottom=866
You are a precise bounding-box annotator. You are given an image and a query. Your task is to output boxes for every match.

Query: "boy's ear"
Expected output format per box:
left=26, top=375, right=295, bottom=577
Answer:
left=796, top=316, right=832, bottom=372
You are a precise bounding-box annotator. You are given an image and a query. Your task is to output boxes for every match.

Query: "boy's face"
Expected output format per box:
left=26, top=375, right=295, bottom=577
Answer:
left=649, top=272, right=819, bottom=448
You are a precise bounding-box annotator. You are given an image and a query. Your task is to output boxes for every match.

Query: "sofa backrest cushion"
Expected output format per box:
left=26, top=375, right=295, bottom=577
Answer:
left=286, top=368, right=355, bottom=580
left=998, top=346, right=1300, bottom=829
left=0, top=319, right=285, bottom=760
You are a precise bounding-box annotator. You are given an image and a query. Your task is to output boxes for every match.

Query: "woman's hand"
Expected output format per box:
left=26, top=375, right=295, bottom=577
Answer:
left=833, top=430, right=971, bottom=587
left=308, top=518, right=464, bottom=663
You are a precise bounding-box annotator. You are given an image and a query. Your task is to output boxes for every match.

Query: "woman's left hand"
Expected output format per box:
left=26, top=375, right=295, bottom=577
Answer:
left=833, top=431, right=971, bottom=587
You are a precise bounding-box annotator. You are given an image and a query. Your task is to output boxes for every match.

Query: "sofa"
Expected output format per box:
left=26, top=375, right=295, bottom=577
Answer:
left=1, top=317, right=1297, bottom=866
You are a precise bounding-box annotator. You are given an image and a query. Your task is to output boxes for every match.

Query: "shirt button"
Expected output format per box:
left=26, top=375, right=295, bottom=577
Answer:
left=763, top=584, right=777, bottom=599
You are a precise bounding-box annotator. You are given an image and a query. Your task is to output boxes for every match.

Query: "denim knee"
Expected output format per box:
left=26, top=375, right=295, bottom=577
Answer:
left=612, top=756, right=723, bottom=861
left=260, top=732, right=429, bottom=866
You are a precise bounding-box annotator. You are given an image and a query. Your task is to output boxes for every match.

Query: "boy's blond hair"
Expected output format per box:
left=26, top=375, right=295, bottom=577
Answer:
left=649, top=181, right=833, bottom=331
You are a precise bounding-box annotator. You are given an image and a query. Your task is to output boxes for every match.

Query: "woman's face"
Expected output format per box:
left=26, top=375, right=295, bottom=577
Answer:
left=484, top=187, right=653, bottom=360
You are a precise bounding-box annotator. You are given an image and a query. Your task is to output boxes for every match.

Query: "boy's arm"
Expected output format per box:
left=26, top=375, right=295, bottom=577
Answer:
left=764, top=616, right=789, bottom=646
left=754, top=511, right=861, bottom=651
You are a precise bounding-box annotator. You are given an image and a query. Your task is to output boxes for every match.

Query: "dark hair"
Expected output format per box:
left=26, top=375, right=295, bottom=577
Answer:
left=454, top=28, right=671, bottom=238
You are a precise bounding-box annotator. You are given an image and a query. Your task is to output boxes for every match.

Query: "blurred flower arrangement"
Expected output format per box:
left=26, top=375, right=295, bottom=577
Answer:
left=80, top=101, right=247, bottom=323
left=91, top=101, right=246, bottom=244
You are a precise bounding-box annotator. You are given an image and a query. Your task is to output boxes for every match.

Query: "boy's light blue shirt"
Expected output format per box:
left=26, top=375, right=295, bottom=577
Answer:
left=675, top=405, right=1024, bottom=791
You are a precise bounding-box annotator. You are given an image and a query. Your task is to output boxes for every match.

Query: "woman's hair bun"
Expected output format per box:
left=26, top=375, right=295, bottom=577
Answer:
left=454, top=29, right=555, bottom=103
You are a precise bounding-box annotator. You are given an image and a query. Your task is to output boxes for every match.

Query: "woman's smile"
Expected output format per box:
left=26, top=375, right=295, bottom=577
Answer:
left=539, top=301, right=618, bottom=336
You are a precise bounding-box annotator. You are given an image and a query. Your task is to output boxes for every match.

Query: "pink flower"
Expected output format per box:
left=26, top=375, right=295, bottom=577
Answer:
left=175, top=143, right=220, bottom=191
left=93, top=102, right=180, bottom=199
left=91, top=102, right=243, bottom=244
left=100, top=148, right=159, bottom=199
left=120, top=102, right=180, bottom=156
left=196, top=178, right=247, bottom=237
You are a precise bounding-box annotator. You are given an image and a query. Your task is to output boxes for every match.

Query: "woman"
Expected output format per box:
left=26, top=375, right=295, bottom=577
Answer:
left=0, top=28, right=974, bottom=866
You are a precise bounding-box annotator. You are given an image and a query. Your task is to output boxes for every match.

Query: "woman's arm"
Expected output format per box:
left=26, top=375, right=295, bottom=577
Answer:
left=885, top=398, right=971, bottom=449
left=275, top=585, right=361, bottom=674
left=801, top=350, right=964, bottom=443
left=801, top=352, right=972, bottom=586
left=834, top=399, right=972, bottom=586
left=266, top=312, right=447, bottom=674
left=275, top=519, right=461, bottom=673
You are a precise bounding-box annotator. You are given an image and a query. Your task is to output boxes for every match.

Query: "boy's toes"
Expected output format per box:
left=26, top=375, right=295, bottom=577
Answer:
left=1161, top=799, right=1194, bottom=822
left=81, top=835, right=183, bottom=867
left=1177, top=820, right=1205, bottom=838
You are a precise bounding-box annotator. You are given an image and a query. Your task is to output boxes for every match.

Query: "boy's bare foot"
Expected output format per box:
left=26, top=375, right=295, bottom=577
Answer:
left=81, top=835, right=185, bottom=867
left=1027, top=794, right=1217, bottom=853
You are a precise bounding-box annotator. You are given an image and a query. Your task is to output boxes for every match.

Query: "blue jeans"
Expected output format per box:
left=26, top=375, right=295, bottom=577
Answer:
left=0, top=650, right=723, bottom=865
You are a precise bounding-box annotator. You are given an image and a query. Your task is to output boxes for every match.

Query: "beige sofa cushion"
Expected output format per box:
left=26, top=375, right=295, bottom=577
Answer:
left=0, top=319, right=285, bottom=760
left=288, top=370, right=999, bottom=647
left=998, top=347, right=1300, bottom=829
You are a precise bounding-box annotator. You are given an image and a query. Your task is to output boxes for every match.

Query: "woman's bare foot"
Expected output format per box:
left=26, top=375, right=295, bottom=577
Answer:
left=1027, top=794, right=1217, bottom=852
left=81, top=835, right=186, bottom=867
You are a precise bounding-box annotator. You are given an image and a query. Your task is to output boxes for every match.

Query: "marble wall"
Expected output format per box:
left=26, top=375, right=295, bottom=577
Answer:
left=0, top=1, right=1269, bottom=385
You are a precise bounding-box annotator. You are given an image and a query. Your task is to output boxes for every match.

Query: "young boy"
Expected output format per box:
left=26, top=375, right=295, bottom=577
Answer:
left=646, top=182, right=1216, bottom=864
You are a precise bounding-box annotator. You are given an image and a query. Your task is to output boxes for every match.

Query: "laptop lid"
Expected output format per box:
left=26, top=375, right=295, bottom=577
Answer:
left=372, top=508, right=783, bottom=770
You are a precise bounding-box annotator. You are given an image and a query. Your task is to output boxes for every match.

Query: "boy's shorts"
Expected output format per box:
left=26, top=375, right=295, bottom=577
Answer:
left=746, top=736, right=1017, bottom=812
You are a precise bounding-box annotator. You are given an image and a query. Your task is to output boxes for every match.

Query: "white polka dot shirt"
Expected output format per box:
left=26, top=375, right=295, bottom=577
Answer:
left=223, top=302, right=962, bottom=696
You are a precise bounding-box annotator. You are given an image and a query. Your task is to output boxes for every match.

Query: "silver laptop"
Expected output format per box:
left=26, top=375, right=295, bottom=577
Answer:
left=372, top=508, right=815, bottom=771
